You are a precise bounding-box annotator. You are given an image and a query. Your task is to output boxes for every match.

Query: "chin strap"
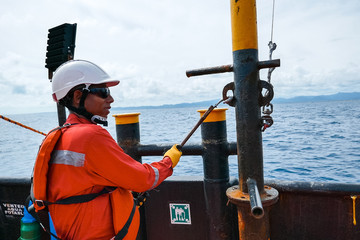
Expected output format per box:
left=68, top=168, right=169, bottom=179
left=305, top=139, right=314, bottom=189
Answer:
left=91, top=115, right=108, bottom=126
left=65, top=86, right=108, bottom=127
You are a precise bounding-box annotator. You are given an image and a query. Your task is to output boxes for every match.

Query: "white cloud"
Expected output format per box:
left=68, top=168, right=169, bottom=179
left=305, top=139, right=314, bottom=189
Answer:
left=0, top=0, right=359, bottom=114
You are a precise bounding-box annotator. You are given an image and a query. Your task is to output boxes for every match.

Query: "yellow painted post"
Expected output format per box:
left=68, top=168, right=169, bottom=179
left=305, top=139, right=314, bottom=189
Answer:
left=113, top=113, right=141, bottom=162
left=230, top=0, right=258, bottom=52
left=112, top=113, right=146, bottom=239
left=226, top=0, right=279, bottom=239
left=198, top=108, right=237, bottom=240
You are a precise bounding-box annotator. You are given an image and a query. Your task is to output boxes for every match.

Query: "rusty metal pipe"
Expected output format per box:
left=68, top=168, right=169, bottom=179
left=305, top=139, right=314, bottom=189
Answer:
left=247, top=178, right=264, bottom=219
left=225, top=0, right=280, bottom=239
left=186, top=64, right=233, bottom=78
left=257, top=59, right=280, bottom=69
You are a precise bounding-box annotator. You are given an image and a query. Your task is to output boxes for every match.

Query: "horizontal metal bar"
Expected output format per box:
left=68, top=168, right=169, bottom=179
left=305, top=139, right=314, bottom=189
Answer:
left=257, top=59, right=280, bottom=69
left=265, top=180, right=360, bottom=195
left=186, top=64, right=233, bottom=78
left=131, top=142, right=237, bottom=157
left=0, top=178, right=31, bottom=185
left=2, top=177, right=360, bottom=195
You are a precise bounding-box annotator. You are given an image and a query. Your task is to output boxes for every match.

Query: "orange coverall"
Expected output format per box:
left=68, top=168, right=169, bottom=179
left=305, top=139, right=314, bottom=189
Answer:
left=46, top=113, right=173, bottom=239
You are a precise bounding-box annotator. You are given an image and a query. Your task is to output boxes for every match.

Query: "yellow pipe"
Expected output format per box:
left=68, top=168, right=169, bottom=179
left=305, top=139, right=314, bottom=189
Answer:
left=113, top=113, right=140, bottom=125
left=230, top=0, right=258, bottom=51
left=197, top=108, right=227, bottom=123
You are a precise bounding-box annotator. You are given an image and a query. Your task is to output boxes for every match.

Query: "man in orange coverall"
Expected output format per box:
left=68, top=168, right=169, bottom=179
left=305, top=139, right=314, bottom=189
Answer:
left=40, top=60, right=182, bottom=239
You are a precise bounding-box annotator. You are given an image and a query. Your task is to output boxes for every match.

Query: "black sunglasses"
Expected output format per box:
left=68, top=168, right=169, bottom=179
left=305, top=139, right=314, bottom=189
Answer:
left=88, top=87, right=110, bottom=99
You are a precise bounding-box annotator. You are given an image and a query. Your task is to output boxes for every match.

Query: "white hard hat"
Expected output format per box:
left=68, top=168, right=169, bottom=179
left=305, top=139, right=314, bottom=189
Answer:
left=51, top=60, right=120, bottom=102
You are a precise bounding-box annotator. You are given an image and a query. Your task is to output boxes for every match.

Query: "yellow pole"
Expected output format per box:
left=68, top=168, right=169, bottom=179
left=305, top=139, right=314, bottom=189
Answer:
left=230, top=0, right=258, bottom=52
left=226, top=1, right=279, bottom=239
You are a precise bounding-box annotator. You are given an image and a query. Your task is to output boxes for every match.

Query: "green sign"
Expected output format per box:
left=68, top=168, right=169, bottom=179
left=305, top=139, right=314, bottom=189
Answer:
left=169, top=203, right=191, bottom=224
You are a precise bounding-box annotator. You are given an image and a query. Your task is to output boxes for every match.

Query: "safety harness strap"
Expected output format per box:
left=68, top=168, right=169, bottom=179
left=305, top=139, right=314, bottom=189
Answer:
left=26, top=196, right=60, bottom=240
left=34, top=187, right=116, bottom=208
left=29, top=188, right=137, bottom=240
left=114, top=200, right=137, bottom=240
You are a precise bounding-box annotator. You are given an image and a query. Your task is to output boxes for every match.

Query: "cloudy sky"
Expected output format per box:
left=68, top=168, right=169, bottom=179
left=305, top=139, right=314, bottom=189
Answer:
left=0, top=0, right=359, bottom=114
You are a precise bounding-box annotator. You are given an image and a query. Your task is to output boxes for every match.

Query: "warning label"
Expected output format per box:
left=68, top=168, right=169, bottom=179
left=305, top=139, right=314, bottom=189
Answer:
left=2, top=203, right=24, bottom=216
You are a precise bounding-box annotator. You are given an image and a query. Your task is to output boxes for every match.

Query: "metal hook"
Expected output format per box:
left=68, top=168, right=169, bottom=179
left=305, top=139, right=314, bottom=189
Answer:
left=222, top=82, right=236, bottom=107
left=259, top=80, right=274, bottom=106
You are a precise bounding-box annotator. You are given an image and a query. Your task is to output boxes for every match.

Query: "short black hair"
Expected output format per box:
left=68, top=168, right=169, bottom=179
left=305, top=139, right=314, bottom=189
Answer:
left=58, top=84, right=86, bottom=107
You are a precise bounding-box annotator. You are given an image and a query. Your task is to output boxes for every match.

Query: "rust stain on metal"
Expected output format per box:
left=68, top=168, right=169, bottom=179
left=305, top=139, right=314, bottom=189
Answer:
left=351, top=195, right=357, bottom=226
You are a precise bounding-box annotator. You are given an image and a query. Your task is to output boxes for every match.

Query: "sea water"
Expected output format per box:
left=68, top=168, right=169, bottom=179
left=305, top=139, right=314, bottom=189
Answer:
left=1, top=100, right=360, bottom=183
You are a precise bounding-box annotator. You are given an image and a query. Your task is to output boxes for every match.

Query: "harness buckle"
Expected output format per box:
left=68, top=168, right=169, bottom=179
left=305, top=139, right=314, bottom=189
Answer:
left=34, top=200, right=46, bottom=211
left=134, top=192, right=149, bottom=207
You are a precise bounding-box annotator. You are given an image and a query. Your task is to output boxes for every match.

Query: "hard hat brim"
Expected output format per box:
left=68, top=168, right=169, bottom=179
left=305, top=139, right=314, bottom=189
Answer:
left=104, top=80, right=120, bottom=87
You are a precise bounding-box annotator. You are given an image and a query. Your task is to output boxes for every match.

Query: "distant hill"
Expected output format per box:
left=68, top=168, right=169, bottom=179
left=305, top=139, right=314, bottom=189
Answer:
left=272, top=92, right=360, bottom=103
left=113, top=92, right=360, bottom=111
left=112, top=99, right=217, bottom=111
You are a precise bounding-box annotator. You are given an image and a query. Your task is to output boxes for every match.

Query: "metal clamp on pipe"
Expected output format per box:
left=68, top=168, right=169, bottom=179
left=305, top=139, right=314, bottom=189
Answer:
left=247, top=178, right=264, bottom=219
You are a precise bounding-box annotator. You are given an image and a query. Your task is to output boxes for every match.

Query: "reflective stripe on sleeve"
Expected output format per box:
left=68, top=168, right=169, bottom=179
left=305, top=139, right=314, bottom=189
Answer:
left=50, top=150, right=85, bottom=167
left=150, top=165, right=159, bottom=189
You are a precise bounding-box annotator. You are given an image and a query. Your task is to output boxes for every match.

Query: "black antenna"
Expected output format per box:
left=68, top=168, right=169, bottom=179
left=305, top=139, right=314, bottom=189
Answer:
left=45, top=23, right=77, bottom=76
left=45, top=23, right=77, bottom=126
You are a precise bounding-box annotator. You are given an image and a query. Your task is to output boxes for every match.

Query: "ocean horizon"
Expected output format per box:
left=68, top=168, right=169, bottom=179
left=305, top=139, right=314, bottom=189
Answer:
left=3, top=91, right=360, bottom=116
left=1, top=99, right=360, bottom=184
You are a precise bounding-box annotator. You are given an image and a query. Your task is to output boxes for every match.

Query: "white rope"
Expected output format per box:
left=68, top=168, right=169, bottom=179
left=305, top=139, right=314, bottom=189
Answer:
left=267, top=0, right=277, bottom=83
left=270, top=0, right=276, bottom=43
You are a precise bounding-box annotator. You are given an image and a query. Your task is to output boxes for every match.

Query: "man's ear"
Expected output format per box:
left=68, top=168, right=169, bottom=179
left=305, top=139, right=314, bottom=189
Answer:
left=72, top=90, right=82, bottom=108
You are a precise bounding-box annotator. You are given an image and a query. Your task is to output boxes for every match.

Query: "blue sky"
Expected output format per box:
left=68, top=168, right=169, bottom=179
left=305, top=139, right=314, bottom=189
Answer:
left=0, top=0, right=359, bottom=114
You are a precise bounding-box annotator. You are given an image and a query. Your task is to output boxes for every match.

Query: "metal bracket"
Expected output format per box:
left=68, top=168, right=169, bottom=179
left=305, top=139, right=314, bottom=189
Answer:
left=259, top=80, right=274, bottom=106
left=222, top=82, right=236, bottom=107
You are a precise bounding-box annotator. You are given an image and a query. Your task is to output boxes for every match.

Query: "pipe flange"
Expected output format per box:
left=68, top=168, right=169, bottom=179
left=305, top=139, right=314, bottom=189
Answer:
left=226, top=185, right=279, bottom=207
